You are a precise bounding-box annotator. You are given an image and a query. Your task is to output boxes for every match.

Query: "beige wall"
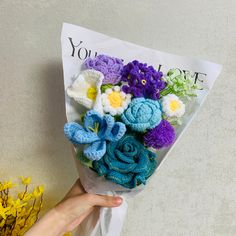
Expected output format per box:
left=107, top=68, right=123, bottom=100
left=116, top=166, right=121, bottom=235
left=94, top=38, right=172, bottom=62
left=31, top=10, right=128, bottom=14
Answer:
left=0, top=1, right=236, bottom=235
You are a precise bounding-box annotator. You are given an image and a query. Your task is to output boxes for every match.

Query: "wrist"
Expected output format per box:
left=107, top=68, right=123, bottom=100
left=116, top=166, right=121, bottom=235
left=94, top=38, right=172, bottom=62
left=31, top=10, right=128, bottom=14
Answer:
left=25, top=208, right=68, bottom=236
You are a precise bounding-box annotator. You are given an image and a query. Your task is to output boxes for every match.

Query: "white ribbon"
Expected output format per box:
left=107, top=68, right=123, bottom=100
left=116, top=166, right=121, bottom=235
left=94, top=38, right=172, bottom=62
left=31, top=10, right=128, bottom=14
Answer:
left=76, top=197, right=128, bottom=236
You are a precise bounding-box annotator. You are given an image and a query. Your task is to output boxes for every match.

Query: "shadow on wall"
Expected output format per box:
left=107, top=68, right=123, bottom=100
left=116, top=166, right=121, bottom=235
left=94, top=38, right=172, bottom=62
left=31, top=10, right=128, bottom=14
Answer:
left=33, top=61, right=77, bottom=210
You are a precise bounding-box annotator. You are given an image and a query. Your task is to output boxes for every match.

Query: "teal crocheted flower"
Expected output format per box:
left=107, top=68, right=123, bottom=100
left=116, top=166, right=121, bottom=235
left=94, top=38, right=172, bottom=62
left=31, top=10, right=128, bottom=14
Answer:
left=93, top=135, right=158, bottom=189
left=121, top=97, right=162, bottom=132
left=64, top=110, right=126, bottom=161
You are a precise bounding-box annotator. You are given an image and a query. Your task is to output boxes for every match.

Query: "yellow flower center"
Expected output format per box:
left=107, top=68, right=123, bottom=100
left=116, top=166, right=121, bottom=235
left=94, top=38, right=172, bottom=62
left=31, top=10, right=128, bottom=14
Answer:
left=141, top=79, right=146, bottom=85
left=87, top=87, right=97, bottom=100
left=88, top=122, right=99, bottom=134
left=169, top=100, right=181, bottom=112
left=108, top=91, right=123, bottom=108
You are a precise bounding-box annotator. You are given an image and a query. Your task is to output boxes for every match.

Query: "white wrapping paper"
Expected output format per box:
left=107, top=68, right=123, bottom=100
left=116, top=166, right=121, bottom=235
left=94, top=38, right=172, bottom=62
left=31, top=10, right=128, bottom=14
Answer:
left=61, top=23, right=222, bottom=236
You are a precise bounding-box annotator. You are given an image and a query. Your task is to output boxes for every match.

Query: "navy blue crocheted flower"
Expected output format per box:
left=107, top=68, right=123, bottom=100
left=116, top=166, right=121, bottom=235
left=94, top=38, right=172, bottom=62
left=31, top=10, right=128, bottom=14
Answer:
left=93, top=135, right=158, bottom=189
left=64, top=110, right=126, bottom=161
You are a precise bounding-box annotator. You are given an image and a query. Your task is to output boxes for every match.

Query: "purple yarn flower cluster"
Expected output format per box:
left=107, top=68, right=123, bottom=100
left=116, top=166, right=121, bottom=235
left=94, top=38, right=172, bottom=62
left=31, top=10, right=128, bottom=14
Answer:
left=144, top=120, right=175, bottom=149
left=84, top=55, right=123, bottom=85
left=121, top=60, right=166, bottom=100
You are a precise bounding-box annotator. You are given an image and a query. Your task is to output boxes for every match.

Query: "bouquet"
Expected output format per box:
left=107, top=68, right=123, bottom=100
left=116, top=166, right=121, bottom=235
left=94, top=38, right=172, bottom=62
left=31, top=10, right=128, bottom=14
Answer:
left=61, top=23, right=222, bottom=236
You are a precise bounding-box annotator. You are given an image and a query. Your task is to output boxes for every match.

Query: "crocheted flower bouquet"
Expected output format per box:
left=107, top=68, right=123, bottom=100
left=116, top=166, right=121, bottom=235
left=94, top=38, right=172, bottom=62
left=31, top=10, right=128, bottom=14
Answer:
left=61, top=23, right=221, bottom=236
left=64, top=54, right=200, bottom=189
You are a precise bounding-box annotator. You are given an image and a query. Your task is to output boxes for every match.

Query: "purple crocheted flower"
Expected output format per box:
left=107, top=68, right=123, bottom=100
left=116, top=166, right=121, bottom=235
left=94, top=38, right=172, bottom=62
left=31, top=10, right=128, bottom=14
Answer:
left=121, top=60, right=166, bottom=99
left=144, top=120, right=175, bottom=149
left=84, top=55, right=124, bottom=85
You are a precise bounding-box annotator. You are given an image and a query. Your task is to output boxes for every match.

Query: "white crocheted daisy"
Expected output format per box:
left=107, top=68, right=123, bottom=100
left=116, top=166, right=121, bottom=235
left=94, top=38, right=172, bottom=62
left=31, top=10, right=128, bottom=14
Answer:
left=162, top=94, right=185, bottom=118
left=101, top=86, right=132, bottom=116
left=67, top=69, right=104, bottom=114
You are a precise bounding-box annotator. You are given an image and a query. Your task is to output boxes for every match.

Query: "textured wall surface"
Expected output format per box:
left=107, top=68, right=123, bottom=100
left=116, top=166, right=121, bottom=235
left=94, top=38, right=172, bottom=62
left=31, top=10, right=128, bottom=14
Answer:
left=0, top=0, right=236, bottom=235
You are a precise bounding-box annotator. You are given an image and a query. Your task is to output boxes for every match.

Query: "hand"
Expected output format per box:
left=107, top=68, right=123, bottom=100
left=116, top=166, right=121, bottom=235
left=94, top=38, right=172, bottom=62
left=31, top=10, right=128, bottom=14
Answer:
left=25, top=179, right=123, bottom=236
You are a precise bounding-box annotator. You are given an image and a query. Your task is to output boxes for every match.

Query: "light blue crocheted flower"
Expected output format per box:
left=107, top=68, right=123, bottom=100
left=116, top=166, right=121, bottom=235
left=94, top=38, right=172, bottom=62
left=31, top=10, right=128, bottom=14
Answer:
left=93, top=135, right=158, bottom=189
left=64, top=110, right=126, bottom=161
left=121, top=97, right=162, bottom=132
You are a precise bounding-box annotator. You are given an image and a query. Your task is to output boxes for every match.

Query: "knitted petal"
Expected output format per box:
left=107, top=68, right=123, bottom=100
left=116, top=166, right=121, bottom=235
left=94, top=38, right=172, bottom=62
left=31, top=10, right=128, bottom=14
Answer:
left=122, top=107, right=136, bottom=123
left=84, top=55, right=123, bottom=85
left=92, top=158, right=108, bottom=176
left=106, top=171, right=133, bottom=186
left=104, top=154, right=137, bottom=174
left=115, top=149, right=136, bottom=163
left=84, top=110, right=103, bottom=132
left=66, top=70, right=104, bottom=112
left=121, top=97, right=162, bottom=132
left=149, top=108, right=162, bottom=128
left=105, top=122, right=126, bottom=142
left=130, top=123, right=149, bottom=132
left=136, top=106, right=152, bottom=123
left=102, top=114, right=115, bottom=139
left=145, top=157, right=158, bottom=178
left=133, top=154, right=149, bottom=173
left=132, top=173, right=147, bottom=186
left=147, top=98, right=161, bottom=108
left=64, top=122, right=99, bottom=145
left=83, top=140, right=106, bottom=161
left=105, top=141, right=118, bottom=159
left=131, top=101, right=143, bottom=117
left=120, top=173, right=146, bottom=189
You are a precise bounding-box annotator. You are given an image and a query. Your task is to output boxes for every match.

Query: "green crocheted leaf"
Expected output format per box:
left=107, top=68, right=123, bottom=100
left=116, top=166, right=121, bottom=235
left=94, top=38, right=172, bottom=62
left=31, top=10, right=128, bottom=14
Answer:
left=101, top=84, right=113, bottom=93
left=76, top=150, right=93, bottom=168
left=161, top=69, right=201, bottom=99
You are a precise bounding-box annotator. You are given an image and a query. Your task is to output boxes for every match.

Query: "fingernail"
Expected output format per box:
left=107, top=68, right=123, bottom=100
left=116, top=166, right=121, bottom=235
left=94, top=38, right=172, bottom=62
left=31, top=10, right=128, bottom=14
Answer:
left=114, top=197, right=123, bottom=205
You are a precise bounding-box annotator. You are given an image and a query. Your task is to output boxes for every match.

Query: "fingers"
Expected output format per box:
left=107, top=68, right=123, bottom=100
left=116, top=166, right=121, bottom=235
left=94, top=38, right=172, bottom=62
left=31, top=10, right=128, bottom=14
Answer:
left=82, top=193, right=123, bottom=208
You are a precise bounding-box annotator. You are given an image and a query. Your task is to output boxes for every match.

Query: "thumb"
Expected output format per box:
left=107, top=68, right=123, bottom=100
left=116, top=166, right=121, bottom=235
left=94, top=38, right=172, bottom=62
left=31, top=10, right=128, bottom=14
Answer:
left=83, top=193, right=123, bottom=208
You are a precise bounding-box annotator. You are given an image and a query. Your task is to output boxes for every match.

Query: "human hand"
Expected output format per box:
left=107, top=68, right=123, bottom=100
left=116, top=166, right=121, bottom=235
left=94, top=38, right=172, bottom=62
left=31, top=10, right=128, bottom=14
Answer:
left=25, top=179, right=123, bottom=236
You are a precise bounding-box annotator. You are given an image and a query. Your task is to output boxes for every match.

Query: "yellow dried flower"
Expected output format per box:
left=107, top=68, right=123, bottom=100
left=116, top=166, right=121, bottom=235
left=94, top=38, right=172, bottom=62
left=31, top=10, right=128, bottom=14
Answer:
left=32, top=185, right=44, bottom=198
left=0, top=181, right=15, bottom=191
left=8, top=199, right=27, bottom=217
left=0, top=202, right=10, bottom=219
left=0, top=177, right=44, bottom=236
left=0, top=219, right=5, bottom=228
left=21, top=176, right=31, bottom=185
left=18, top=192, right=32, bottom=202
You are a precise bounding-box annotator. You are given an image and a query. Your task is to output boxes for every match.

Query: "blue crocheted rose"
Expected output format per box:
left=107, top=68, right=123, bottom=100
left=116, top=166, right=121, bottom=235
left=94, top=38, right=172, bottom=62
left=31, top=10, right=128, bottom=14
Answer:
left=64, top=110, right=126, bottom=161
left=121, top=98, right=162, bottom=132
left=93, top=135, right=158, bottom=189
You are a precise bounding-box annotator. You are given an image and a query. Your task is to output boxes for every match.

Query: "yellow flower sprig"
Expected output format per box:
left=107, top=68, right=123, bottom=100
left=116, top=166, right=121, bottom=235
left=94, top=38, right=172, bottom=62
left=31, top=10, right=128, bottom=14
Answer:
left=0, top=177, right=44, bottom=236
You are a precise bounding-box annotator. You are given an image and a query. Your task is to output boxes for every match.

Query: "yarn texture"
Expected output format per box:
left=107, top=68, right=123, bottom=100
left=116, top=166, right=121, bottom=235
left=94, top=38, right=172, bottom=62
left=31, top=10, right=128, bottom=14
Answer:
left=63, top=53, right=201, bottom=189
left=64, top=110, right=126, bottom=161
left=93, top=135, right=158, bottom=189
left=121, top=97, right=162, bottom=132
left=162, top=94, right=185, bottom=118
left=84, top=55, right=123, bottom=85
left=101, top=86, right=132, bottom=116
left=121, top=60, right=166, bottom=99
left=144, top=120, right=175, bottom=149
left=66, top=69, right=104, bottom=113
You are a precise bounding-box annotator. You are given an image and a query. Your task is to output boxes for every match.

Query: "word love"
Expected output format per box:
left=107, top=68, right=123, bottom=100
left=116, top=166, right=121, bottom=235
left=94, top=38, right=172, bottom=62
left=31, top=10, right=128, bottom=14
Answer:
left=158, top=65, right=206, bottom=84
